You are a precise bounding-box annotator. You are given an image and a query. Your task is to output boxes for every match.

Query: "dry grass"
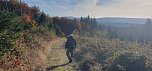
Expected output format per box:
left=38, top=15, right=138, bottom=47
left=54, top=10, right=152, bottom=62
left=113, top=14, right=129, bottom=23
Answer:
left=74, top=33, right=152, bottom=71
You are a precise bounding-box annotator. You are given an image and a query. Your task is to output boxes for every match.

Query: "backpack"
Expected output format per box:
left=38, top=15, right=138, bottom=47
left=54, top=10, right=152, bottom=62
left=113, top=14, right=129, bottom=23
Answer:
left=65, top=38, right=76, bottom=48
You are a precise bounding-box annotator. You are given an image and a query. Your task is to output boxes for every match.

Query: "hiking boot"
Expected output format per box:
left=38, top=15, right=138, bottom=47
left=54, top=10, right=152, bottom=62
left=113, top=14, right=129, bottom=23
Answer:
left=69, top=60, right=72, bottom=63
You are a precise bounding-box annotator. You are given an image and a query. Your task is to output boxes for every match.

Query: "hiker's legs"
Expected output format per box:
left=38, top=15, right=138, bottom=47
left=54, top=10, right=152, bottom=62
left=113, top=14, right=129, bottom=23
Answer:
left=70, top=48, right=74, bottom=59
left=66, top=49, right=72, bottom=62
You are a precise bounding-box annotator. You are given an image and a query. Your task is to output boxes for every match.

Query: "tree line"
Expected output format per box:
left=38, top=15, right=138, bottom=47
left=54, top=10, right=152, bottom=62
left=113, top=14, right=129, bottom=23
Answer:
left=103, top=18, right=152, bottom=43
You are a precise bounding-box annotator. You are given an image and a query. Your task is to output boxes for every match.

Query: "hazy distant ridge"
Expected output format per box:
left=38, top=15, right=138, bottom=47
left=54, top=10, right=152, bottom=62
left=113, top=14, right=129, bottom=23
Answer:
left=96, top=17, right=147, bottom=24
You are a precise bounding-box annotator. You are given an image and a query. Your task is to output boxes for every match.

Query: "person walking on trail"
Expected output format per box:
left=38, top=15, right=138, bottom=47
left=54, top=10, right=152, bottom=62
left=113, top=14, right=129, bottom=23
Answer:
left=65, top=34, right=77, bottom=63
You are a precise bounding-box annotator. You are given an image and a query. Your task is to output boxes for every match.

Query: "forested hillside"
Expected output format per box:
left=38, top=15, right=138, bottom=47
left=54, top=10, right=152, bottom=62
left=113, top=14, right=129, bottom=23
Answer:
left=0, top=0, right=81, bottom=71
left=102, top=18, right=152, bottom=43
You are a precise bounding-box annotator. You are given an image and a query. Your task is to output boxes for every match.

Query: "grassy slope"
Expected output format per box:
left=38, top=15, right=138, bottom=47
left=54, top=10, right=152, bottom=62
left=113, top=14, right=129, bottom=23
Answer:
left=30, top=31, right=152, bottom=71
left=6, top=29, right=150, bottom=71
left=73, top=34, right=152, bottom=71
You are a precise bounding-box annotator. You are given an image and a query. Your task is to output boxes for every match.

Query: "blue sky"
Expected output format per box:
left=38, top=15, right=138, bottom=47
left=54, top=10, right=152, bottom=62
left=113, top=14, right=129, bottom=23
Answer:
left=22, top=0, right=152, bottom=18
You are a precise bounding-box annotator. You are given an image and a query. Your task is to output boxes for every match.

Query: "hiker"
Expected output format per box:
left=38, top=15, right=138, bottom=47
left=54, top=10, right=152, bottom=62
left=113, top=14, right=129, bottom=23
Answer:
left=65, top=34, right=77, bottom=63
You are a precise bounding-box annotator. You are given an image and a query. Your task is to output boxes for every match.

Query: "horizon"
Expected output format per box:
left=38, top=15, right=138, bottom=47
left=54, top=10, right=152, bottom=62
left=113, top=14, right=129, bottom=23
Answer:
left=22, top=0, right=152, bottom=18
left=67, top=16, right=151, bottom=19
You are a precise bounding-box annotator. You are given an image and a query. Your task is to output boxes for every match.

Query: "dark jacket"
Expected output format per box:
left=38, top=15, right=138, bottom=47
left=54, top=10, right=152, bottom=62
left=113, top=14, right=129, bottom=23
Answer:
left=65, top=37, right=76, bottom=49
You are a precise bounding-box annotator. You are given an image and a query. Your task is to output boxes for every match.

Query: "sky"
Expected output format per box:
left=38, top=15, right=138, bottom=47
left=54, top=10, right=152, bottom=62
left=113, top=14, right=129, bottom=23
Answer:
left=22, top=0, right=152, bottom=18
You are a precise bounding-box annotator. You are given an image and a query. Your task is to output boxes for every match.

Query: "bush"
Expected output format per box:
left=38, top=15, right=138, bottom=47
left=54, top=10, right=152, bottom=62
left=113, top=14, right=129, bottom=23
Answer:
left=0, top=12, right=20, bottom=57
left=74, top=30, right=152, bottom=71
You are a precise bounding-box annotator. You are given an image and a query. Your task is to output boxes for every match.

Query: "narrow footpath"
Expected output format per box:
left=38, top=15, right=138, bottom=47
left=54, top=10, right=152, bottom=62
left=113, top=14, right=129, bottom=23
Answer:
left=45, top=38, right=77, bottom=71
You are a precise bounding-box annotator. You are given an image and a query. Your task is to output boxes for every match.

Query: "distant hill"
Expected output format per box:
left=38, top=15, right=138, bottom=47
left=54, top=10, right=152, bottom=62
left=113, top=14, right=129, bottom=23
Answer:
left=96, top=17, right=147, bottom=26
left=67, top=16, right=80, bottom=19
left=67, top=16, right=148, bottom=26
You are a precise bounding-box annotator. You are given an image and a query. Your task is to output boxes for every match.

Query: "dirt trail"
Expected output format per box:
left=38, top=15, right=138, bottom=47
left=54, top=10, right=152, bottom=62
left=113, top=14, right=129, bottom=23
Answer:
left=45, top=38, right=77, bottom=71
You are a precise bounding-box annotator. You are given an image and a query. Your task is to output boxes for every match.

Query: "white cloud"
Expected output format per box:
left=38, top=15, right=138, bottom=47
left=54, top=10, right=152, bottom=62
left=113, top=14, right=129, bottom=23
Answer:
left=82, top=0, right=152, bottom=18
left=23, top=0, right=152, bottom=18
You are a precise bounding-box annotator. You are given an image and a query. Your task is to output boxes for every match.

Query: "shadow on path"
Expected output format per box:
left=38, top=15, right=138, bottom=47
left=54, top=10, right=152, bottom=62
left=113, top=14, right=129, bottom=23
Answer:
left=46, top=63, right=69, bottom=71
